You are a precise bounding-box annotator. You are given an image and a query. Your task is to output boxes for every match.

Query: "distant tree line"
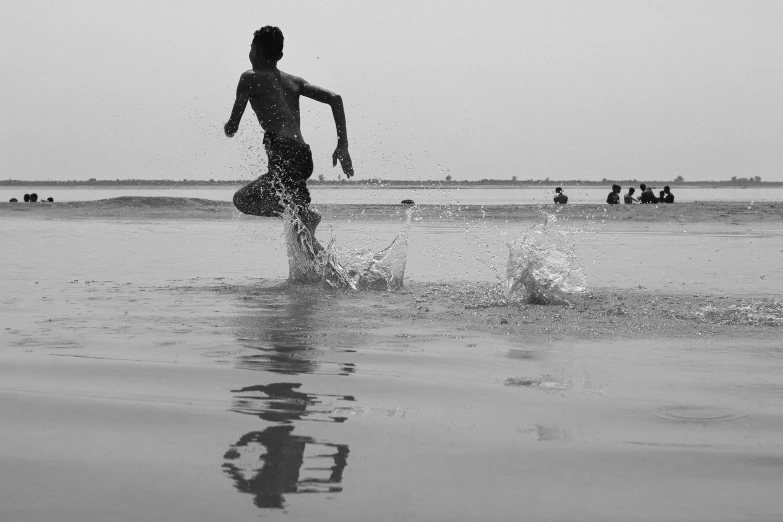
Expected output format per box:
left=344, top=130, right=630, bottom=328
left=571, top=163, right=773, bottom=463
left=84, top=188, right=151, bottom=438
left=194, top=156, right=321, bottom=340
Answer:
left=0, top=175, right=777, bottom=187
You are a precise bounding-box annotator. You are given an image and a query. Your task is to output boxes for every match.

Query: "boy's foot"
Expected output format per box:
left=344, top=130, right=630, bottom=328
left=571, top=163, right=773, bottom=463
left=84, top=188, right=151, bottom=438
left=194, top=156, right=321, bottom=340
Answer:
left=301, top=208, right=322, bottom=237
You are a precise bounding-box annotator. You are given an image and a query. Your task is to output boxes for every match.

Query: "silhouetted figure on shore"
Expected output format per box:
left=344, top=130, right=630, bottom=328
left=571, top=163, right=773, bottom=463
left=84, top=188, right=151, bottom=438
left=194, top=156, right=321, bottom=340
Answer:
left=606, top=184, right=621, bottom=204
left=553, top=187, right=568, bottom=204
left=9, top=198, right=18, bottom=203
left=23, top=194, right=30, bottom=202
left=639, top=184, right=657, bottom=204
left=663, top=186, right=674, bottom=203
left=624, top=187, right=637, bottom=204
left=29, top=193, right=38, bottom=202
left=401, top=199, right=415, bottom=205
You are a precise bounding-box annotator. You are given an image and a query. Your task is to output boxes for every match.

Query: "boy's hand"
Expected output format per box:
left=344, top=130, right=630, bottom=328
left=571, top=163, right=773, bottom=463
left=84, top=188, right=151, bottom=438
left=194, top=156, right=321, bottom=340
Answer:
left=224, top=121, right=238, bottom=138
left=332, top=143, right=354, bottom=178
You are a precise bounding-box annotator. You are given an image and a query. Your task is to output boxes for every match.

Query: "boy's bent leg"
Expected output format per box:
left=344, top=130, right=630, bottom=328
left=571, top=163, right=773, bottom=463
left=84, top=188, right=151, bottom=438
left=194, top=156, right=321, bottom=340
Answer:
left=233, top=175, right=283, bottom=217
left=283, top=175, right=320, bottom=235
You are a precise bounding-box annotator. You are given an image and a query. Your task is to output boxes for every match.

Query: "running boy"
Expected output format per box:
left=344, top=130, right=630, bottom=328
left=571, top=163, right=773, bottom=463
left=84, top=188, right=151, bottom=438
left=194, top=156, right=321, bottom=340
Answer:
left=224, top=26, right=354, bottom=234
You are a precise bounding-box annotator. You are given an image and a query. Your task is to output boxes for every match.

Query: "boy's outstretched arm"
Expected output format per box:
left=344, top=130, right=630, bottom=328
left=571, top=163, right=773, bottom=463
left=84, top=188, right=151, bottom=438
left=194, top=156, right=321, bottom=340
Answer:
left=301, top=82, right=354, bottom=178
left=224, top=73, right=251, bottom=138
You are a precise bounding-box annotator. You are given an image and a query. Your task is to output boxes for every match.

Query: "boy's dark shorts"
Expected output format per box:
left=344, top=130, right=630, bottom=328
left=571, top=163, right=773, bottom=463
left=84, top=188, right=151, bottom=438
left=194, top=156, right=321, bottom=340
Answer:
left=233, top=133, right=314, bottom=217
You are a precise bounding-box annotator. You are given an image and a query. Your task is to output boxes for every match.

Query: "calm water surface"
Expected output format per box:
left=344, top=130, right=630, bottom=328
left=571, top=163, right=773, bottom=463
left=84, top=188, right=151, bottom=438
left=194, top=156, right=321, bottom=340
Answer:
left=2, top=214, right=782, bottom=521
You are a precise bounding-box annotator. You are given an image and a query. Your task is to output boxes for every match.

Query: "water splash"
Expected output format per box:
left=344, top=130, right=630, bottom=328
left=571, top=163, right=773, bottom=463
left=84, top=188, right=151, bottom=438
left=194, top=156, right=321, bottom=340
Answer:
left=283, top=208, right=411, bottom=291
left=505, top=211, right=586, bottom=305
left=283, top=212, right=322, bottom=284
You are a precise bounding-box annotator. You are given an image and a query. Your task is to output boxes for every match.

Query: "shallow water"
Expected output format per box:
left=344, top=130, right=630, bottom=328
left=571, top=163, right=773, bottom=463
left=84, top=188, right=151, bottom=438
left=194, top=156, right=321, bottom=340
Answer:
left=1, top=211, right=782, bottom=520
left=2, top=213, right=780, bottom=294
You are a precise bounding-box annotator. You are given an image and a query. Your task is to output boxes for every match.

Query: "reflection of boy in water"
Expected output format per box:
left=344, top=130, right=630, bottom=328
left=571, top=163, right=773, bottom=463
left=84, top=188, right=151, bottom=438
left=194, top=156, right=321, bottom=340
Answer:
left=225, top=26, right=354, bottom=236
left=223, top=425, right=349, bottom=509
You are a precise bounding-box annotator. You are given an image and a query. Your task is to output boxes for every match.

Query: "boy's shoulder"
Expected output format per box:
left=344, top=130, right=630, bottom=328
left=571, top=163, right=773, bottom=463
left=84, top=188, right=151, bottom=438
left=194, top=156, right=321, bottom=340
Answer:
left=240, top=68, right=273, bottom=80
left=239, top=68, right=302, bottom=79
left=279, top=70, right=307, bottom=83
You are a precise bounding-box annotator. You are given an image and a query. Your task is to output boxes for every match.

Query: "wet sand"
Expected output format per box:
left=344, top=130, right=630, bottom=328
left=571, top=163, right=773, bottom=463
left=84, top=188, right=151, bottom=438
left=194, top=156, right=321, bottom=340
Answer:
left=1, top=199, right=782, bottom=521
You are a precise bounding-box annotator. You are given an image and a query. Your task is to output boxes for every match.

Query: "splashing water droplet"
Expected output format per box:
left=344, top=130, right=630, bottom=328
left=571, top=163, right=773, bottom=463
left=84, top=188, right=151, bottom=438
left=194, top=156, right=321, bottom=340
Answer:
left=506, top=211, right=586, bottom=305
left=283, top=208, right=411, bottom=291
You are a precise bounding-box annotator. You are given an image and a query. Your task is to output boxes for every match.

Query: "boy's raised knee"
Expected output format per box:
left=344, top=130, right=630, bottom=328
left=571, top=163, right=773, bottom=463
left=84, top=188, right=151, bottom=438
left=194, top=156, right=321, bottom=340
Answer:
left=232, top=190, right=252, bottom=215
left=233, top=188, right=282, bottom=217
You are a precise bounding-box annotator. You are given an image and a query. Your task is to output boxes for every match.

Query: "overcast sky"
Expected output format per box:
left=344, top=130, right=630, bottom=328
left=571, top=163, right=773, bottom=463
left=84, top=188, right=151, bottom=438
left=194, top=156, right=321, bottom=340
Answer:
left=2, top=1, right=782, bottom=182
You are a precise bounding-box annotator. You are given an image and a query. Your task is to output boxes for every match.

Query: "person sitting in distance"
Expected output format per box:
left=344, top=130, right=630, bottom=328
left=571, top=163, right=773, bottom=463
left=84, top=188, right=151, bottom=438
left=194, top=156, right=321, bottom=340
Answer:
left=639, top=184, right=657, bottom=204
left=624, top=187, right=637, bottom=204
left=663, top=186, right=674, bottom=203
left=23, top=194, right=30, bottom=202
left=30, top=193, right=38, bottom=202
left=553, top=187, right=568, bottom=204
left=606, top=184, right=621, bottom=204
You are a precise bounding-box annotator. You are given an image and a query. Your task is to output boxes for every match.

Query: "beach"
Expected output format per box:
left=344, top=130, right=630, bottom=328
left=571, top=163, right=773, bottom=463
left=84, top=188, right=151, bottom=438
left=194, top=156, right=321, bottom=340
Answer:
left=1, top=198, right=782, bottom=521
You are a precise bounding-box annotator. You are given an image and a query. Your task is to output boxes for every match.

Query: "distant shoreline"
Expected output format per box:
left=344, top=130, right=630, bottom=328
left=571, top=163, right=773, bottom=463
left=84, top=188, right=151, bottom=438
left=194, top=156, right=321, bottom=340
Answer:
left=2, top=179, right=782, bottom=188
left=1, top=197, right=780, bottom=224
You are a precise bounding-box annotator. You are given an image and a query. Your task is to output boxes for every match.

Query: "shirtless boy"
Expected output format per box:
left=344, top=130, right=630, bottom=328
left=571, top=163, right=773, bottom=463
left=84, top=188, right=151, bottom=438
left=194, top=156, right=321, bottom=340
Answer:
left=224, top=26, right=354, bottom=235
left=606, top=184, right=621, bottom=205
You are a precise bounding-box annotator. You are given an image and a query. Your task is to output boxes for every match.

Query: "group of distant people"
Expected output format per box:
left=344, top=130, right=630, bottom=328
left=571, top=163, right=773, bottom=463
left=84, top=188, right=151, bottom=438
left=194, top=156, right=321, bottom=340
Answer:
left=607, top=183, right=674, bottom=205
left=8, top=193, right=54, bottom=203
left=552, top=184, right=674, bottom=205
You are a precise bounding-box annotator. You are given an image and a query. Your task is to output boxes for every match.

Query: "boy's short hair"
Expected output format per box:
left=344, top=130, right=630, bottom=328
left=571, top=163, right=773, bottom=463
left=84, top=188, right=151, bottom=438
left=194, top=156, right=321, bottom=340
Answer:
left=640, top=183, right=647, bottom=191
left=664, top=185, right=670, bottom=192
left=555, top=187, right=562, bottom=193
left=628, top=187, right=635, bottom=194
left=252, top=26, right=284, bottom=60
left=612, top=184, right=621, bottom=191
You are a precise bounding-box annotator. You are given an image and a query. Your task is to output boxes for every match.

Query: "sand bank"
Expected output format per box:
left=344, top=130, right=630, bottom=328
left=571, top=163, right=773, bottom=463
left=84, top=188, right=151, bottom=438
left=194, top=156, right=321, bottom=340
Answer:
left=1, top=196, right=781, bottom=224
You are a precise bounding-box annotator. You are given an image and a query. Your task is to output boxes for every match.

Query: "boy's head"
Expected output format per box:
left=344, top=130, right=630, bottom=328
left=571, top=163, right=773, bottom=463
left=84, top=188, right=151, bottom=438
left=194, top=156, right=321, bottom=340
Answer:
left=612, top=184, right=621, bottom=193
left=664, top=186, right=670, bottom=193
left=640, top=183, right=647, bottom=191
left=555, top=187, right=562, bottom=193
left=628, top=187, right=635, bottom=195
left=251, top=26, right=284, bottom=62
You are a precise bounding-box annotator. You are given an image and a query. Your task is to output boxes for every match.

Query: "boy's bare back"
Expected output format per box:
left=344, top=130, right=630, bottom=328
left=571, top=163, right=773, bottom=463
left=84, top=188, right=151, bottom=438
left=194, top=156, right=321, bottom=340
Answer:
left=225, top=27, right=353, bottom=177
left=232, top=69, right=307, bottom=145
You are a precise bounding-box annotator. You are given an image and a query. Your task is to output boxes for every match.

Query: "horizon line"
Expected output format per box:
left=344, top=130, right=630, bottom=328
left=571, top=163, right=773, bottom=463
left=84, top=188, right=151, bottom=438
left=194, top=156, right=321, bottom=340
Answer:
left=2, top=178, right=779, bottom=186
